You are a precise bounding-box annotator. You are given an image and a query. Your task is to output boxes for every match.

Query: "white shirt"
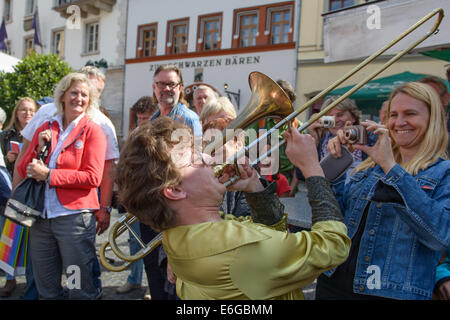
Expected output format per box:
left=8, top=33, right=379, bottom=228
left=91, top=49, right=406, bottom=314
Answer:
left=43, top=114, right=92, bottom=219
left=0, top=147, right=5, bottom=167
left=21, top=103, right=119, bottom=160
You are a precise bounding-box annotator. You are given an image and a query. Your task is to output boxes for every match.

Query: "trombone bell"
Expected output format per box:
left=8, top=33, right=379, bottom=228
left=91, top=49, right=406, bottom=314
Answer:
left=225, top=71, right=294, bottom=131
left=207, top=71, right=294, bottom=158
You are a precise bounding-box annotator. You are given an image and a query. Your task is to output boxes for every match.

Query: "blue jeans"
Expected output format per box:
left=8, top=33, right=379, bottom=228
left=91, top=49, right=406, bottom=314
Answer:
left=140, top=223, right=169, bottom=300
left=92, top=255, right=102, bottom=290
left=23, top=229, right=101, bottom=300
left=30, top=213, right=98, bottom=299
left=127, top=221, right=144, bottom=285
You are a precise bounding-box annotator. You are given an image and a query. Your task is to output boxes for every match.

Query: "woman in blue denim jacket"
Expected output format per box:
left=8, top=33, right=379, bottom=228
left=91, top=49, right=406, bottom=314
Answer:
left=315, top=82, right=449, bottom=300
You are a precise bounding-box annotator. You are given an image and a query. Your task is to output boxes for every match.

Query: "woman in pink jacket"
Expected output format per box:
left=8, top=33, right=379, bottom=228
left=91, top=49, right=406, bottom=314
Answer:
left=17, top=73, right=106, bottom=299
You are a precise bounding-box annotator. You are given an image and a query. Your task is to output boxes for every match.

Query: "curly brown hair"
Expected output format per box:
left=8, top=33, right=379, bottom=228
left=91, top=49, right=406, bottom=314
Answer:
left=116, top=117, right=193, bottom=231
left=131, top=96, right=157, bottom=115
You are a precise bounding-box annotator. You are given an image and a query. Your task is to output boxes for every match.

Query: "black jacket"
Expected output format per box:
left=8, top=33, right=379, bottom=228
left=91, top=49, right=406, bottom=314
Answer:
left=0, top=125, right=23, bottom=176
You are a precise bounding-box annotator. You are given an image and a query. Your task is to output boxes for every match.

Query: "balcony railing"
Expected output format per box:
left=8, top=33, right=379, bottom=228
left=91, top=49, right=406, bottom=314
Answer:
left=52, top=0, right=116, bottom=18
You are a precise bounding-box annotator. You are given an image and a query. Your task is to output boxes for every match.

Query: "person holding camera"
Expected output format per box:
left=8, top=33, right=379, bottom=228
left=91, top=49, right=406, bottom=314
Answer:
left=296, top=96, right=376, bottom=183
left=308, top=96, right=361, bottom=159
left=315, top=82, right=450, bottom=300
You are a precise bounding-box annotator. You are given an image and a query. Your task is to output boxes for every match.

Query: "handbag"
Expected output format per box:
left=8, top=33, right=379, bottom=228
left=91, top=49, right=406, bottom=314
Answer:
left=3, top=141, right=50, bottom=227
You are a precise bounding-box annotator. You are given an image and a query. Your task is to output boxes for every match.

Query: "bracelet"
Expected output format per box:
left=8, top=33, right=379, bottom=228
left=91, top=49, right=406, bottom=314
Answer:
left=46, top=169, right=51, bottom=183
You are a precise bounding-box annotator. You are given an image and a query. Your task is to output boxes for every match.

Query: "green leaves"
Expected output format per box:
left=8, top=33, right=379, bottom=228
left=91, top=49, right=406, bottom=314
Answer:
left=0, top=53, right=73, bottom=121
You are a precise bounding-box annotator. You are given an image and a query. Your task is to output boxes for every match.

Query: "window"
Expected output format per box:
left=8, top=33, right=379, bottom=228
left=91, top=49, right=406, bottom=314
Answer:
left=232, top=2, right=294, bottom=48
left=86, top=22, right=99, bottom=53
left=329, top=0, right=354, bottom=11
left=173, top=24, right=187, bottom=53
left=238, top=13, right=258, bottom=47
left=268, top=7, right=292, bottom=44
left=167, top=18, right=188, bottom=54
left=55, top=0, right=71, bottom=6
left=6, top=40, right=11, bottom=55
left=198, top=14, right=222, bottom=51
left=142, top=28, right=157, bottom=56
left=3, top=0, right=12, bottom=22
left=137, top=23, right=157, bottom=57
left=52, top=30, right=64, bottom=57
left=26, top=0, right=36, bottom=15
left=1, top=40, right=12, bottom=54
left=24, top=37, right=34, bottom=56
left=204, top=19, right=220, bottom=50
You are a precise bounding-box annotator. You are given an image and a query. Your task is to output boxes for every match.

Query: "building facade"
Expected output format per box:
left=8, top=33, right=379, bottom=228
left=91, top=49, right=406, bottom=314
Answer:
left=123, top=0, right=300, bottom=137
left=0, top=0, right=127, bottom=137
left=3, top=0, right=447, bottom=137
left=296, top=0, right=450, bottom=121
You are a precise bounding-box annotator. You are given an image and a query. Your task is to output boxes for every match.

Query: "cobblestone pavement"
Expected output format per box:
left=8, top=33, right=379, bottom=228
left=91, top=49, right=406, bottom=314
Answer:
left=0, top=207, right=316, bottom=300
left=0, top=210, right=149, bottom=300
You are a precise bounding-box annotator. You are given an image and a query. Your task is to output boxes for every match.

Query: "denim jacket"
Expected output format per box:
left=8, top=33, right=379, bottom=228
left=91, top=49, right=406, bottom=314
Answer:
left=151, top=102, right=202, bottom=137
left=327, top=158, right=450, bottom=300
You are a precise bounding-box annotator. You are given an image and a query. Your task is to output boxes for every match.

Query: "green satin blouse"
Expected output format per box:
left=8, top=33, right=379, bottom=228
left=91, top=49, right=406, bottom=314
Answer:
left=162, top=215, right=350, bottom=300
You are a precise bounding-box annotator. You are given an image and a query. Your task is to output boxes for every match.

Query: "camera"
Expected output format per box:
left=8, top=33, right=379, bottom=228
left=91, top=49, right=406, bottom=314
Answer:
left=343, top=125, right=367, bottom=145
left=319, top=116, right=335, bottom=128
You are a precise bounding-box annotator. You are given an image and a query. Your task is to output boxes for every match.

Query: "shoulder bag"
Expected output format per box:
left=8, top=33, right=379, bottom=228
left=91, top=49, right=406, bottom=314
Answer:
left=3, top=141, right=50, bottom=227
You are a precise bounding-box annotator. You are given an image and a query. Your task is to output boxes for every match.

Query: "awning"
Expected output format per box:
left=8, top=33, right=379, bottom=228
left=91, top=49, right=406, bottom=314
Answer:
left=326, top=71, right=450, bottom=114
left=420, top=48, right=450, bottom=62
left=0, top=52, right=20, bottom=73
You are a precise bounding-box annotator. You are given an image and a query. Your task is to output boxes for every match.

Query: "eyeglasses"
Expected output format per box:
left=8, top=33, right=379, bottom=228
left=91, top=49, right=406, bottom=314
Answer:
left=155, top=81, right=180, bottom=89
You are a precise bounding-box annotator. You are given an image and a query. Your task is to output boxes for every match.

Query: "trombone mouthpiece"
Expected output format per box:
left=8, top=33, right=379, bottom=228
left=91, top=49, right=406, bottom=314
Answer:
left=213, top=163, right=227, bottom=178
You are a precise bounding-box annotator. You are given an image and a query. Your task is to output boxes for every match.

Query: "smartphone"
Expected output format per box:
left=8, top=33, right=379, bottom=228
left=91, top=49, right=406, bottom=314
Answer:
left=320, top=146, right=354, bottom=181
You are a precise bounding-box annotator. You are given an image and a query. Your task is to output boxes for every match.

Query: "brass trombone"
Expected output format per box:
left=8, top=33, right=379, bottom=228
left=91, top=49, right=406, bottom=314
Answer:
left=99, top=8, right=444, bottom=272
left=99, top=71, right=295, bottom=271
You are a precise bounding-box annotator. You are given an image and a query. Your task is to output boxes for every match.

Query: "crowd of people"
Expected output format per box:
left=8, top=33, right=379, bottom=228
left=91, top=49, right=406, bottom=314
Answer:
left=0, top=63, right=448, bottom=300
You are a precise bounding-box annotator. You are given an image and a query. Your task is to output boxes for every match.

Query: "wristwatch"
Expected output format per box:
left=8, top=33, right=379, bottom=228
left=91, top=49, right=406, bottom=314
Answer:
left=100, top=206, right=112, bottom=214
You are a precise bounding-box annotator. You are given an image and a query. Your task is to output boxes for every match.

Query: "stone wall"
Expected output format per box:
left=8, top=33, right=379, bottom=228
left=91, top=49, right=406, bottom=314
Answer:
left=102, top=67, right=124, bottom=140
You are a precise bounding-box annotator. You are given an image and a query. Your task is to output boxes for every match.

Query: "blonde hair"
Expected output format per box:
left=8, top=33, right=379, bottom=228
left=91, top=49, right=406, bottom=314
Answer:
left=199, top=97, right=236, bottom=123
left=194, top=85, right=219, bottom=99
left=79, top=65, right=105, bottom=81
left=53, top=73, right=99, bottom=118
left=356, top=82, right=448, bottom=175
left=5, top=97, right=37, bottom=131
